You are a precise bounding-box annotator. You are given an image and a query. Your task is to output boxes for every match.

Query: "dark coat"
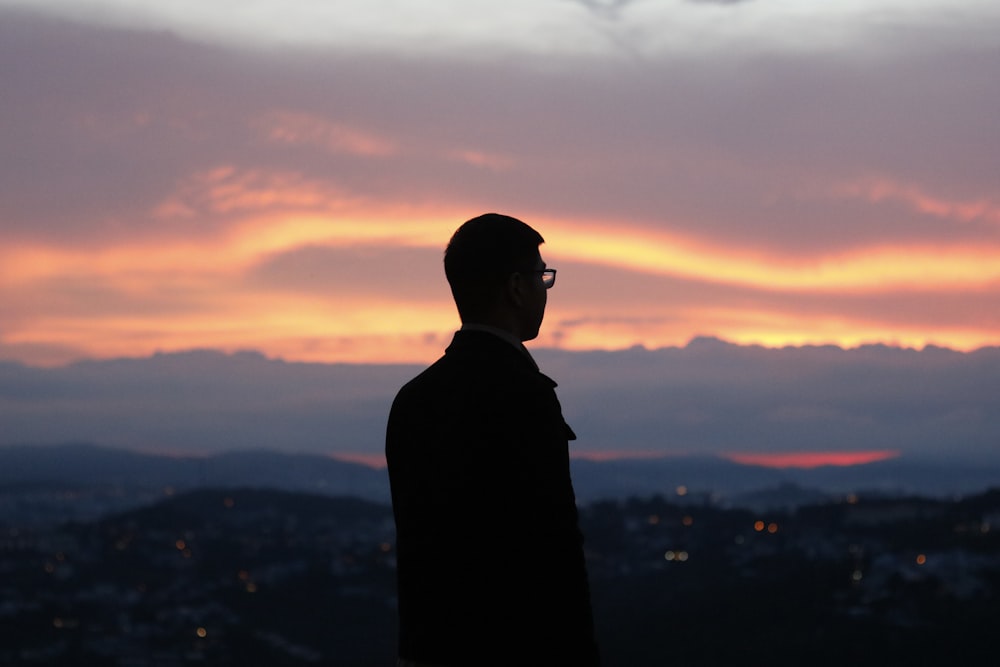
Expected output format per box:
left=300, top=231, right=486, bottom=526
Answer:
left=386, top=330, right=599, bottom=666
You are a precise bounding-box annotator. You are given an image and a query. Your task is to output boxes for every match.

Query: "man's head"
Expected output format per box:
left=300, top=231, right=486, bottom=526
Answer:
left=444, top=213, right=551, bottom=341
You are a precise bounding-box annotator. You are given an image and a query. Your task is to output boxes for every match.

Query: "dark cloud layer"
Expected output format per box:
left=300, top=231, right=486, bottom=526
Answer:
left=544, top=340, right=1000, bottom=464
left=2, top=342, right=997, bottom=464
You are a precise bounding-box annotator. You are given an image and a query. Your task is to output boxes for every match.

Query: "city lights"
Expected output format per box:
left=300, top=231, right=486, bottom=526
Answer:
left=753, top=520, right=779, bottom=534
left=2, top=470, right=998, bottom=665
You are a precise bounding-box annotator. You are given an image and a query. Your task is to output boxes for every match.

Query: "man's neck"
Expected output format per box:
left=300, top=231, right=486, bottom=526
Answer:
left=459, top=322, right=524, bottom=349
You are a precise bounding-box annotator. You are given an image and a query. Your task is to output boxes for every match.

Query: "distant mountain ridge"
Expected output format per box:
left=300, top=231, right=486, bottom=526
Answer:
left=569, top=454, right=1000, bottom=505
left=0, top=443, right=389, bottom=502
left=4, top=443, right=999, bottom=514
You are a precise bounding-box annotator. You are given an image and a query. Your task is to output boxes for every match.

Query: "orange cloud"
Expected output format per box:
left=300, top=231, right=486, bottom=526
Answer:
left=1, top=289, right=456, bottom=366
left=252, top=111, right=396, bottom=157
left=4, top=175, right=458, bottom=285
left=446, top=149, right=515, bottom=171
left=666, top=305, right=997, bottom=352
left=546, top=300, right=998, bottom=354
left=153, top=166, right=361, bottom=219
left=1, top=182, right=469, bottom=365
left=839, top=176, right=1000, bottom=226
left=4, top=181, right=1000, bottom=367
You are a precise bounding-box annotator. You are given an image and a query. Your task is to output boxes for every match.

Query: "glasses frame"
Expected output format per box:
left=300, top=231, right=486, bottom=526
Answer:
left=537, top=268, right=557, bottom=289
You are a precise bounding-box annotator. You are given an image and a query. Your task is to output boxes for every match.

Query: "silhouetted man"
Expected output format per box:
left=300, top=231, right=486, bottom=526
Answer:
left=386, top=213, right=599, bottom=666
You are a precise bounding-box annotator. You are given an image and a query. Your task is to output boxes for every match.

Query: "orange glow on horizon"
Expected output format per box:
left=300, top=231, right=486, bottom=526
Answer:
left=723, top=450, right=901, bottom=469
left=330, top=452, right=387, bottom=469
left=335, top=449, right=906, bottom=470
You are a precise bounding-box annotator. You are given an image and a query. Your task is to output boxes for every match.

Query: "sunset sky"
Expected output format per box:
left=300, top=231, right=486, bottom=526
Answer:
left=2, top=0, right=999, bottom=368
left=2, top=1, right=1000, bottom=473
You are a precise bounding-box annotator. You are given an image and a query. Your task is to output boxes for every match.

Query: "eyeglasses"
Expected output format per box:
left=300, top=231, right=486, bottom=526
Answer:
left=537, top=268, right=557, bottom=289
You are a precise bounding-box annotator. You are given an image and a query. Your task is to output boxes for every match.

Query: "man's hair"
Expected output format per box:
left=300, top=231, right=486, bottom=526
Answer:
left=444, top=213, right=545, bottom=321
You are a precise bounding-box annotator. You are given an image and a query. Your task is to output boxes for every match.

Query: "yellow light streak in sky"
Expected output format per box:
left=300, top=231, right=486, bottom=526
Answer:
left=3, top=204, right=999, bottom=365
left=10, top=173, right=992, bottom=296
left=544, top=218, right=1000, bottom=292
left=547, top=305, right=996, bottom=353
left=1, top=209, right=455, bottom=284
left=3, top=290, right=457, bottom=365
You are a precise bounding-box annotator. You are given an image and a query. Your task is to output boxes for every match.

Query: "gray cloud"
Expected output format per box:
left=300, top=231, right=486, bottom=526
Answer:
left=569, top=0, right=642, bottom=20
left=2, top=342, right=997, bottom=466
left=0, top=350, right=420, bottom=454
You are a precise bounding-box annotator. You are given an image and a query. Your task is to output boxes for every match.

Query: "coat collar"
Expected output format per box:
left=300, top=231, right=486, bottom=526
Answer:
left=446, top=329, right=541, bottom=373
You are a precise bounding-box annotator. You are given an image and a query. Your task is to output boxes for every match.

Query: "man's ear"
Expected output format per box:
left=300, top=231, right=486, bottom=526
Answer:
left=506, top=272, right=525, bottom=308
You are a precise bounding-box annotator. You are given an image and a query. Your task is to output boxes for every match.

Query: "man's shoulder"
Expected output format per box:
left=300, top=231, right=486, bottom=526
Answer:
left=392, top=354, right=448, bottom=402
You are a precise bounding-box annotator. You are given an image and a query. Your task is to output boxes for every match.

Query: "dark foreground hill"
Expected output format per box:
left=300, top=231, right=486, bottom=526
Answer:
left=2, top=486, right=998, bottom=666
